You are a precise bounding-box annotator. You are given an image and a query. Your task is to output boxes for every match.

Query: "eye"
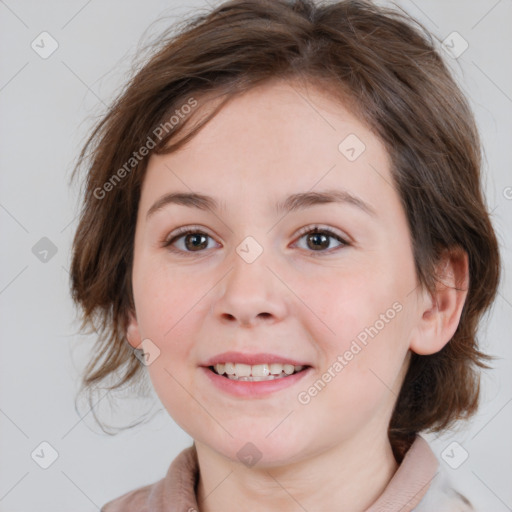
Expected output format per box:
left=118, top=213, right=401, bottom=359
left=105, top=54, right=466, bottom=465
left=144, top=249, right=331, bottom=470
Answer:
left=293, top=225, right=349, bottom=255
left=162, top=224, right=349, bottom=256
left=163, top=225, right=218, bottom=255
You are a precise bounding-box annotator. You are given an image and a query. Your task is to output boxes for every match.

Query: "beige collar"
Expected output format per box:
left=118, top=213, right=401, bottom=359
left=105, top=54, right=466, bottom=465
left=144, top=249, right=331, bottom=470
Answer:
left=103, top=434, right=439, bottom=512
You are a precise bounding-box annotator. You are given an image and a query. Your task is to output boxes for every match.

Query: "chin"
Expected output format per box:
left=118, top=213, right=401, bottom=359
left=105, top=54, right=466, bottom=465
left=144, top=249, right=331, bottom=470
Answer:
left=204, top=432, right=308, bottom=469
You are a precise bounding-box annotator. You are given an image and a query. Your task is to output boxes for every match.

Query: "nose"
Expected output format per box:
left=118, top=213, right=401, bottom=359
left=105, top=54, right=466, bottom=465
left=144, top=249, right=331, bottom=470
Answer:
left=211, top=249, right=288, bottom=328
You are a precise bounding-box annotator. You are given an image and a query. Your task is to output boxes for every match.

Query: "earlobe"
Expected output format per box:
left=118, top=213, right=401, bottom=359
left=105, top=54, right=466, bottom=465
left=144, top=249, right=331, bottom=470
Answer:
left=126, top=310, right=142, bottom=349
left=410, top=247, right=469, bottom=356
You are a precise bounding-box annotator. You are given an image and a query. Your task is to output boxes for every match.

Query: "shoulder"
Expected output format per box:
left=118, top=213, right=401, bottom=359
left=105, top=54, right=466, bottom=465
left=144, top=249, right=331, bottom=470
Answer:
left=377, top=434, right=475, bottom=512
left=100, top=444, right=199, bottom=512
left=101, top=481, right=158, bottom=512
left=414, top=464, right=475, bottom=512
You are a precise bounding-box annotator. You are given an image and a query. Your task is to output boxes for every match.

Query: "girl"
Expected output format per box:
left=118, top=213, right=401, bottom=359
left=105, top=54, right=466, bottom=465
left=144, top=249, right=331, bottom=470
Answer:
left=69, top=0, right=501, bottom=510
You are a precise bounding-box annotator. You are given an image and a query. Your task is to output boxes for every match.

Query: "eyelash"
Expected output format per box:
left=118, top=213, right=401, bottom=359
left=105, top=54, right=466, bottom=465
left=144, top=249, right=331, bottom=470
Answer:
left=162, top=224, right=349, bottom=257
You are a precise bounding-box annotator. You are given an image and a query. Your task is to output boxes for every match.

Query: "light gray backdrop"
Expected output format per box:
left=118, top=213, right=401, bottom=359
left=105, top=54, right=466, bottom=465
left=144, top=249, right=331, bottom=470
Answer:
left=0, top=0, right=511, bottom=511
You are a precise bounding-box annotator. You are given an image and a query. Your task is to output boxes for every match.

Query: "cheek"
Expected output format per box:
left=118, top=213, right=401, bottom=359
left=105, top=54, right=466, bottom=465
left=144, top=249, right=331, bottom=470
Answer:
left=298, top=269, right=410, bottom=404
left=132, top=261, right=209, bottom=415
left=301, top=268, right=405, bottom=350
left=133, top=255, right=201, bottom=339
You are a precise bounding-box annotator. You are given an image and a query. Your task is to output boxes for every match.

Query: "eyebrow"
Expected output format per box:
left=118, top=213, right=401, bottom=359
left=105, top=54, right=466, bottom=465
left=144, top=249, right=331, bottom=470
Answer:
left=146, top=189, right=377, bottom=219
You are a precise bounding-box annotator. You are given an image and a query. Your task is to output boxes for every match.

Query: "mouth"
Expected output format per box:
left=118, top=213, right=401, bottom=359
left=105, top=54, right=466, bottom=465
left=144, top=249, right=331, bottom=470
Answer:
left=208, top=362, right=310, bottom=382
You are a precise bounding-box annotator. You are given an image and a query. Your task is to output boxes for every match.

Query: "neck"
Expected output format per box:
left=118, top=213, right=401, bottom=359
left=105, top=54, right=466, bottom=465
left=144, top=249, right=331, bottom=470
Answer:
left=195, top=431, right=398, bottom=512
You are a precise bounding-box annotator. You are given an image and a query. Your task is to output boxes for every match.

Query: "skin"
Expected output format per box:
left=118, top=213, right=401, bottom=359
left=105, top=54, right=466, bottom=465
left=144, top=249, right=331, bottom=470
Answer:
left=126, top=78, right=469, bottom=512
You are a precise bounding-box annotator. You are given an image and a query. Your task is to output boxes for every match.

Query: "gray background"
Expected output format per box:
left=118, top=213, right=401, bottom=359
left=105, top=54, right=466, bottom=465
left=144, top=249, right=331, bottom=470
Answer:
left=0, top=0, right=511, bottom=510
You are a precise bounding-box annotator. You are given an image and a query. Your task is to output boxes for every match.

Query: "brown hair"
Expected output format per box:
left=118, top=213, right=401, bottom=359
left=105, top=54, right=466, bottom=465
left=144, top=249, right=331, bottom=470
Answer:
left=69, top=0, right=501, bottom=458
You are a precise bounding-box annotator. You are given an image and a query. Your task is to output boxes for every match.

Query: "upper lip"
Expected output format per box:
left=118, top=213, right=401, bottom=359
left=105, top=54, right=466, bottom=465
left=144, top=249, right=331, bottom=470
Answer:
left=201, top=351, right=311, bottom=367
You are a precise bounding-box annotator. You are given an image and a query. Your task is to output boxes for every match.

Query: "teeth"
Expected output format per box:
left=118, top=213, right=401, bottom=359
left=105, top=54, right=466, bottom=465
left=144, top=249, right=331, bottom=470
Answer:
left=269, top=363, right=284, bottom=374
left=228, top=375, right=276, bottom=381
left=234, top=363, right=251, bottom=377
left=283, top=364, right=295, bottom=375
left=252, top=364, right=270, bottom=377
left=213, top=362, right=305, bottom=380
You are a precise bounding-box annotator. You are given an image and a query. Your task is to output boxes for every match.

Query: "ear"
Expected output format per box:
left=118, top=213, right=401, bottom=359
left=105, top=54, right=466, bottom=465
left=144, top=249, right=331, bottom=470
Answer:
left=410, top=247, right=469, bottom=355
left=125, top=309, right=143, bottom=349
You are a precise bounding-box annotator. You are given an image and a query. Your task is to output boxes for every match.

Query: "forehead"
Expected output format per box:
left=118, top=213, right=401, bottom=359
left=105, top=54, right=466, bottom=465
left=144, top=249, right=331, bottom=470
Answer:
left=140, top=79, right=394, bottom=217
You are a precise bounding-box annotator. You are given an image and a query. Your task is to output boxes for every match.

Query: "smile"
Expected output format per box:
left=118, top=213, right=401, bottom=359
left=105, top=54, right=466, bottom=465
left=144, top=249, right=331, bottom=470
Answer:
left=211, top=362, right=306, bottom=381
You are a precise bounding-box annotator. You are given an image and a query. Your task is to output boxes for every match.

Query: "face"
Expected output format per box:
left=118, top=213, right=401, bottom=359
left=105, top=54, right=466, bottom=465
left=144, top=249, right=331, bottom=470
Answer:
left=126, top=79, right=425, bottom=467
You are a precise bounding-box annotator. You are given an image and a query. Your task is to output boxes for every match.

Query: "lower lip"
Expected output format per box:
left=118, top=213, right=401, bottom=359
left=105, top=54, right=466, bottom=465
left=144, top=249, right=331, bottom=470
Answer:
left=201, top=366, right=312, bottom=398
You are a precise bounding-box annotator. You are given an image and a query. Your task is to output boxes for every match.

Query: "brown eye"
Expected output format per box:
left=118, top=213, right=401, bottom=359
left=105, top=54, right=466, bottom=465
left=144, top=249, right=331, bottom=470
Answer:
left=294, top=225, right=349, bottom=255
left=164, top=227, right=218, bottom=254
left=182, top=232, right=209, bottom=251
left=163, top=224, right=349, bottom=257
left=306, top=232, right=330, bottom=251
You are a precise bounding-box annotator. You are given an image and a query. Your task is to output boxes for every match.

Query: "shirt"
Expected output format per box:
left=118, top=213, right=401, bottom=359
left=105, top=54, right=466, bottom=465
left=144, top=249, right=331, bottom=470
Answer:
left=101, top=435, right=474, bottom=511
